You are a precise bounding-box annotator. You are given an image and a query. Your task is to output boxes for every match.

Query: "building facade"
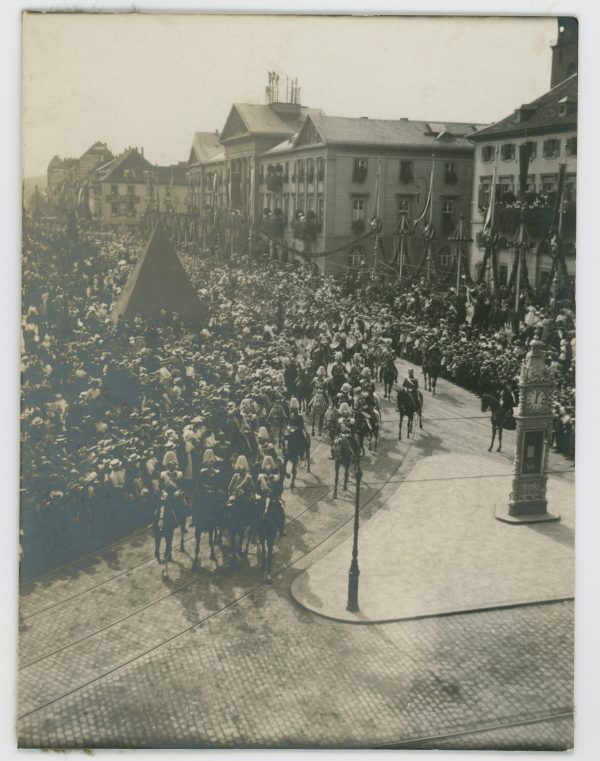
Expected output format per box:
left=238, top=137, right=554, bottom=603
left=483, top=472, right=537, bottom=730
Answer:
left=469, top=73, right=577, bottom=290
left=186, top=87, right=483, bottom=279
left=89, top=148, right=188, bottom=229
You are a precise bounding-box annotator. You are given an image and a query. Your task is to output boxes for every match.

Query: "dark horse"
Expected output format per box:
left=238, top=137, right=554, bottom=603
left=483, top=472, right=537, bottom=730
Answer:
left=355, top=408, right=380, bottom=454
left=332, top=431, right=359, bottom=498
left=423, top=346, right=442, bottom=395
left=257, top=495, right=285, bottom=583
left=396, top=387, right=424, bottom=440
left=308, top=388, right=329, bottom=436
left=221, top=494, right=258, bottom=564
left=281, top=428, right=311, bottom=488
left=480, top=394, right=516, bottom=452
left=190, top=486, right=222, bottom=569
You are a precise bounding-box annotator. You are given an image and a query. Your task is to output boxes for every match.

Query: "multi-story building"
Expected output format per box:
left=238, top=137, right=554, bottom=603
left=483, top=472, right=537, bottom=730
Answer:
left=186, top=78, right=483, bottom=277
left=469, top=73, right=577, bottom=289
left=254, top=113, right=482, bottom=274
left=89, top=147, right=188, bottom=229
left=47, top=141, right=113, bottom=215
left=469, top=16, right=577, bottom=290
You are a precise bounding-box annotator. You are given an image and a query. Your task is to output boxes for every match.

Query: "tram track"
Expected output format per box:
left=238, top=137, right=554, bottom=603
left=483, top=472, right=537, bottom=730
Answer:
left=18, top=417, right=420, bottom=719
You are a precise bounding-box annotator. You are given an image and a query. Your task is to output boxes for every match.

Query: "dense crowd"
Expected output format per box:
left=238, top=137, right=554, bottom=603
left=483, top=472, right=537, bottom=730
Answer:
left=20, top=220, right=575, bottom=575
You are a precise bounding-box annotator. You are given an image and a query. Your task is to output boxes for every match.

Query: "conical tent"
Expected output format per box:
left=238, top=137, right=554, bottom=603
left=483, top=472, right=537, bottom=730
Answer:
left=111, top=222, right=207, bottom=329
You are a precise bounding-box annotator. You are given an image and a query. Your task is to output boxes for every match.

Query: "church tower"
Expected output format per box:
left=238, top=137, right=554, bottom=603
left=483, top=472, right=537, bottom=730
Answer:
left=550, top=17, right=578, bottom=89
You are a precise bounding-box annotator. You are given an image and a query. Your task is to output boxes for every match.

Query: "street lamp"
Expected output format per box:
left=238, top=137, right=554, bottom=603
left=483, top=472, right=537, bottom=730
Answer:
left=346, top=451, right=363, bottom=612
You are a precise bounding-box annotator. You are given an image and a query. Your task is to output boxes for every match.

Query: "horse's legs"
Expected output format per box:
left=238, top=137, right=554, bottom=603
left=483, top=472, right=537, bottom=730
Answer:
left=333, top=461, right=340, bottom=498
left=306, top=448, right=311, bottom=474
left=154, top=533, right=162, bottom=562
left=318, top=411, right=325, bottom=436
left=419, top=404, right=423, bottom=429
left=489, top=424, right=496, bottom=452
left=343, top=463, right=349, bottom=491
left=266, top=537, right=273, bottom=582
left=497, top=426, right=503, bottom=452
left=164, top=529, right=173, bottom=561
left=398, top=414, right=403, bottom=441
left=432, top=377, right=437, bottom=396
left=192, top=526, right=201, bottom=568
left=311, top=411, right=316, bottom=436
left=209, top=527, right=217, bottom=561
left=291, top=461, right=297, bottom=488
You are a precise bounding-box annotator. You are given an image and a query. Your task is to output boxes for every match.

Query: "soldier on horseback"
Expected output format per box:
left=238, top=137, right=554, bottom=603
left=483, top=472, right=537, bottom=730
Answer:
left=331, top=351, right=347, bottom=395
left=379, top=355, right=398, bottom=400
left=402, top=368, right=420, bottom=407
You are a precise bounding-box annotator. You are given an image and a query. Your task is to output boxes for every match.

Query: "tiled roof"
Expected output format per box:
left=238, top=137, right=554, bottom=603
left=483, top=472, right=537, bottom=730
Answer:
left=261, top=136, right=296, bottom=156
left=203, top=150, right=225, bottom=166
left=189, top=132, right=222, bottom=165
left=301, top=114, right=483, bottom=150
left=93, top=148, right=153, bottom=183
left=222, top=103, right=324, bottom=140
left=471, top=74, right=578, bottom=140
left=156, top=164, right=188, bottom=185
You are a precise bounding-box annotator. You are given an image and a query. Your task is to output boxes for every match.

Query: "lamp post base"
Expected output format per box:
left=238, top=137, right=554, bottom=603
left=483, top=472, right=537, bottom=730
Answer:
left=346, top=559, right=360, bottom=612
left=496, top=504, right=560, bottom=524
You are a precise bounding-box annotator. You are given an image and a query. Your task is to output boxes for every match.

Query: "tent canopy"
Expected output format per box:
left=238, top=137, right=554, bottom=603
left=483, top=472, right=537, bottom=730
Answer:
left=111, top=222, right=207, bottom=329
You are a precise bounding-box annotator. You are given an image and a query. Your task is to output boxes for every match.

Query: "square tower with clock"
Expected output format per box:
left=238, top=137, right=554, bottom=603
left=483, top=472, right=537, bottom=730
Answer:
left=496, top=338, right=560, bottom=524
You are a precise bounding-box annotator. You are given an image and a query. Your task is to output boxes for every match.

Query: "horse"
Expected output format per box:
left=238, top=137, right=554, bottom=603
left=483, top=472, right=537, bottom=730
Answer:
left=481, top=394, right=516, bottom=452
left=296, top=368, right=313, bottom=412
left=379, top=363, right=397, bottom=400
left=281, top=428, right=311, bottom=488
left=325, top=406, right=341, bottom=447
left=257, top=495, right=285, bottom=582
left=332, top=431, right=360, bottom=498
left=355, top=408, right=380, bottom=454
left=220, top=493, right=258, bottom=564
left=152, top=498, right=185, bottom=574
left=423, top=346, right=442, bottom=395
left=308, top=388, right=329, bottom=436
left=190, top=485, right=223, bottom=569
left=267, top=400, right=288, bottom=445
left=396, top=387, right=423, bottom=440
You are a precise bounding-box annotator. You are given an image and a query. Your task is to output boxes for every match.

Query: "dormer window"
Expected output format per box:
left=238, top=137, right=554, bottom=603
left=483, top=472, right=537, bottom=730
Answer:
left=558, top=96, right=577, bottom=117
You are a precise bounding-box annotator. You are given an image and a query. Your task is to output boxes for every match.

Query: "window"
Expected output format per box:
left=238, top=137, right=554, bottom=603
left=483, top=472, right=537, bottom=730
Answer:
left=352, top=198, right=366, bottom=221
left=397, top=196, right=411, bottom=216
left=542, top=180, right=556, bottom=194
left=316, top=157, right=325, bottom=181
left=297, top=159, right=305, bottom=181
left=290, top=161, right=296, bottom=181
left=306, top=159, right=315, bottom=182
left=119, top=201, right=128, bottom=215
left=307, top=196, right=315, bottom=212
left=521, top=174, right=536, bottom=194
left=499, top=176, right=514, bottom=201
left=543, top=139, right=560, bottom=158
left=318, top=196, right=324, bottom=223
left=444, top=162, right=458, bottom=184
left=348, top=245, right=366, bottom=268
left=437, top=247, right=452, bottom=269
left=265, top=193, right=272, bottom=211
left=111, top=202, right=119, bottom=217
left=565, top=180, right=576, bottom=205
left=165, top=186, right=171, bottom=198
left=482, top=145, right=494, bottom=162
left=399, top=160, right=414, bottom=184
left=566, top=137, right=577, bottom=156
left=258, top=194, right=264, bottom=212
left=498, top=265, right=508, bottom=285
left=478, top=179, right=492, bottom=209
left=284, top=163, right=290, bottom=181
left=111, top=185, right=118, bottom=195
left=353, top=158, right=368, bottom=182
left=442, top=199, right=454, bottom=235
left=298, top=196, right=305, bottom=213
left=539, top=269, right=552, bottom=289
left=501, top=144, right=515, bottom=160
left=283, top=194, right=289, bottom=222
left=127, top=203, right=136, bottom=218
left=525, top=141, right=537, bottom=159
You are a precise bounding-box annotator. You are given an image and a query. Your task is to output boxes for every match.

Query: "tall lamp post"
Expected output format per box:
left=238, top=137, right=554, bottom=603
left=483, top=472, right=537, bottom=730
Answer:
left=346, top=452, right=363, bottom=612
left=448, top=215, right=473, bottom=293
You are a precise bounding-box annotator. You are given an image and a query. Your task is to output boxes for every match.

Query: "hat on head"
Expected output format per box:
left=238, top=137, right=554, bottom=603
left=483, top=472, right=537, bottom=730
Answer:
left=261, top=455, right=275, bottom=470
left=202, top=448, right=217, bottom=464
left=109, top=459, right=122, bottom=469
left=339, top=402, right=351, bottom=415
left=257, top=426, right=270, bottom=441
left=235, top=455, right=249, bottom=471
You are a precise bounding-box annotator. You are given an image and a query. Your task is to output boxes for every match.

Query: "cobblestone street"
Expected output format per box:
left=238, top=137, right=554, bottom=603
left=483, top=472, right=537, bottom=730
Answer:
left=18, top=362, right=574, bottom=749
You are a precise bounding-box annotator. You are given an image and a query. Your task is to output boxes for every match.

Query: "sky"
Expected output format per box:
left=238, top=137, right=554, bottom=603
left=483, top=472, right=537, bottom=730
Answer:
left=22, top=13, right=557, bottom=178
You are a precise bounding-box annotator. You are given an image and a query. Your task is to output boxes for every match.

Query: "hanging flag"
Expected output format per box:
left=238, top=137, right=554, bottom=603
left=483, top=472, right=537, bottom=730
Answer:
left=414, top=157, right=435, bottom=227
left=552, top=163, right=567, bottom=235
left=482, top=165, right=498, bottom=236
left=518, top=142, right=532, bottom=200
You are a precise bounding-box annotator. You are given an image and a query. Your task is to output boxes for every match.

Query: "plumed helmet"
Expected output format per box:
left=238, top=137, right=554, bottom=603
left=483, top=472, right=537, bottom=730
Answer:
left=235, top=455, right=249, bottom=471
left=261, top=455, right=275, bottom=471
left=339, top=402, right=351, bottom=415
left=334, top=352, right=343, bottom=362
left=341, top=383, right=351, bottom=393
left=316, top=366, right=326, bottom=377
left=257, top=426, right=270, bottom=441
left=361, top=367, right=371, bottom=378
left=202, top=448, right=217, bottom=464
left=289, top=397, right=300, bottom=411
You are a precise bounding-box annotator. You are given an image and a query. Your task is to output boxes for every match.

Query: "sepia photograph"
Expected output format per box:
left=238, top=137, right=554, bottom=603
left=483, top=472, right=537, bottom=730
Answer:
left=16, top=8, right=583, bottom=751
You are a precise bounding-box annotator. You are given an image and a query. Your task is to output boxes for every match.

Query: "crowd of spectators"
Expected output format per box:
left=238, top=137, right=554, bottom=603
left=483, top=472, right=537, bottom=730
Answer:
left=20, top=219, right=575, bottom=576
